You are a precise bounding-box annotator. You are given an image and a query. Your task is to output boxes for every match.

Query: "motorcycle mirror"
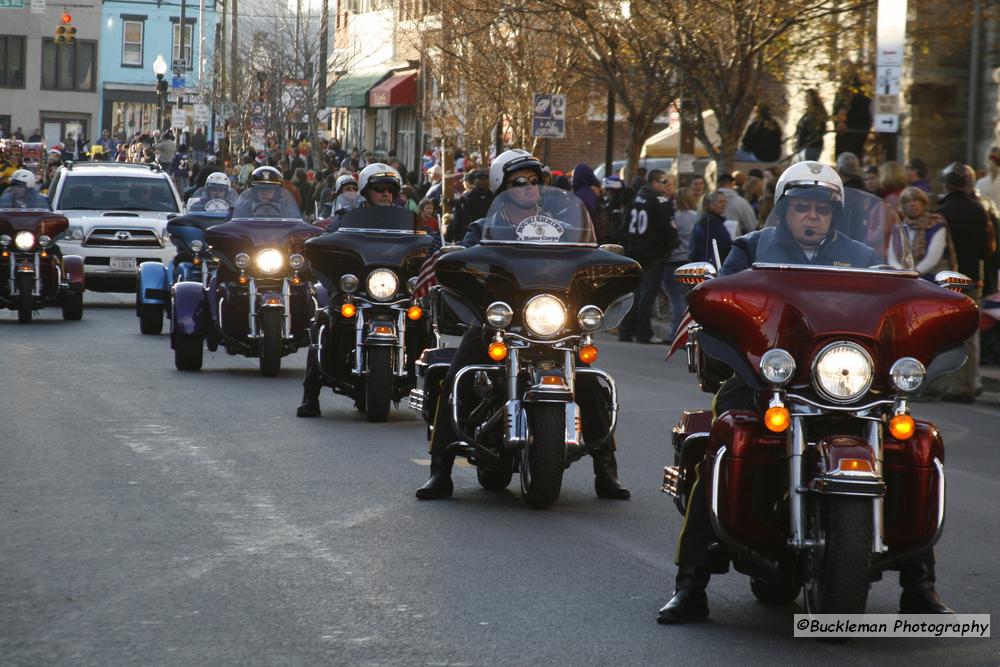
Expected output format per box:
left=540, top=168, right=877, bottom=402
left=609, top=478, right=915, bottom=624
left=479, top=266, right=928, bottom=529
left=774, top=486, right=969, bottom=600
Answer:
left=675, top=262, right=717, bottom=285
left=934, top=270, right=974, bottom=293
left=167, top=213, right=178, bottom=220
left=599, top=243, right=624, bottom=255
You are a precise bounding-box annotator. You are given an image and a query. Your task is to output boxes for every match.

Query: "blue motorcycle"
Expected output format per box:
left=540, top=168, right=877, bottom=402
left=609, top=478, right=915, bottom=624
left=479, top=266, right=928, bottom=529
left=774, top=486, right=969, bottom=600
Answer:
left=170, top=186, right=320, bottom=375
left=136, top=184, right=236, bottom=334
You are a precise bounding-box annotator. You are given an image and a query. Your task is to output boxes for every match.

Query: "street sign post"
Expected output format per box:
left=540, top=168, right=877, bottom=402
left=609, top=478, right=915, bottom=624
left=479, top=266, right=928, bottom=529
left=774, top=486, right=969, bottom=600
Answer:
left=0, top=1, right=26, bottom=8
left=170, top=108, right=188, bottom=129
left=531, top=93, right=566, bottom=139
left=874, top=0, right=907, bottom=133
left=193, top=104, right=210, bottom=127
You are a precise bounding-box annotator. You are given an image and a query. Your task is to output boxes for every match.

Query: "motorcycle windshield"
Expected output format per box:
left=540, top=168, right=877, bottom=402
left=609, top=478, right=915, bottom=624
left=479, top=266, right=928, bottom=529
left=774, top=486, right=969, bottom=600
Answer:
left=231, top=186, right=302, bottom=220
left=0, top=189, right=50, bottom=211
left=754, top=187, right=913, bottom=272
left=480, top=185, right=596, bottom=245
left=186, top=187, right=237, bottom=216
left=337, top=205, right=421, bottom=233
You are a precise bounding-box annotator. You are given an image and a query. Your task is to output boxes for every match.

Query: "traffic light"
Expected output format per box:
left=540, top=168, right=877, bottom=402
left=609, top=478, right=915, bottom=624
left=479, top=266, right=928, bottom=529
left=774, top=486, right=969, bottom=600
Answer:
left=55, top=13, right=76, bottom=45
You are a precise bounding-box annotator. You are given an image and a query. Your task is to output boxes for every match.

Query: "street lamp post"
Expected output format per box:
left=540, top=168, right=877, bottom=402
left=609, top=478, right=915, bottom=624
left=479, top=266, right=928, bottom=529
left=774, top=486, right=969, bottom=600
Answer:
left=153, top=55, right=168, bottom=131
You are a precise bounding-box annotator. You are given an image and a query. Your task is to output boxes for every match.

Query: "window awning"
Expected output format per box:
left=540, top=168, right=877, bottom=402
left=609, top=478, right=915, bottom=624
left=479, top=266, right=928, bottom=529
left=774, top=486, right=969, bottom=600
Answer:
left=326, top=69, right=391, bottom=108
left=369, top=70, right=417, bottom=108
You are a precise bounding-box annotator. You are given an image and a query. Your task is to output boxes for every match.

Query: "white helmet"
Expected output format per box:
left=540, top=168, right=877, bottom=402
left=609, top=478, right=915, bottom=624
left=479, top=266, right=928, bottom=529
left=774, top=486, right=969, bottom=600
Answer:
left=205, top=171, right=230, bottom=189
left=358, top=163, right=401, bottom=193
left=489, top=149, right=543, bottom=193
left=335, top=174, right=358, bottom=194
left=774, top=161, right=844, bottom=203
left=10, top=169, right=36, bottom=190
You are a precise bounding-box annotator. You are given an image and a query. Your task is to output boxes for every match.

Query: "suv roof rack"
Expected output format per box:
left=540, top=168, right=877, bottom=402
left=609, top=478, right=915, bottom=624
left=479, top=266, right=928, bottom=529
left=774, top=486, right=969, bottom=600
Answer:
left=64, top=161, right=162, bottom=172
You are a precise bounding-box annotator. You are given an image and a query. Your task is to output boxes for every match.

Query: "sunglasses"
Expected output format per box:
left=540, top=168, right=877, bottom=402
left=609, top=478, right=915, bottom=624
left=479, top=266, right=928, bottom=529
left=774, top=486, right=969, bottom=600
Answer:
left=367, top=184, right=398, bottom=194
left=508, top=176, right=540, bottom=188
left=791, top=201, right=834, bottom=216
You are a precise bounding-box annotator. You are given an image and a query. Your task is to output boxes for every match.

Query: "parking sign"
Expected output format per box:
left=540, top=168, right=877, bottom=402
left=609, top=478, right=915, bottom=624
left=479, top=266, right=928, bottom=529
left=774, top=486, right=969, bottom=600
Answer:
left=532, top=93, right=566, bottom=139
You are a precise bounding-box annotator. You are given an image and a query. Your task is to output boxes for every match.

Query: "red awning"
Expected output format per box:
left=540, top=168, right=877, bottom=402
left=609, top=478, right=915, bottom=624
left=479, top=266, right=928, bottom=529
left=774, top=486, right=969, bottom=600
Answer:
left=369, top=71, right=417, bottom=108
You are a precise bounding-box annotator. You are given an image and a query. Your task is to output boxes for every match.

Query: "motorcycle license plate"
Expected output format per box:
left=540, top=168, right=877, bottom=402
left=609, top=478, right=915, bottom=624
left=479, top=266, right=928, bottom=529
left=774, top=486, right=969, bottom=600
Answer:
left=109, top=257, right=136, bottom=272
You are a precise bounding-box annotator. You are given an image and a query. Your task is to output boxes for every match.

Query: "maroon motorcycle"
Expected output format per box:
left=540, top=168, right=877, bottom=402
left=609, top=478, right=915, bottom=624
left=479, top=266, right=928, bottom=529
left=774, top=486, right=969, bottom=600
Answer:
left=664, top=189, right=979, bottom=614
left=1, top=205, right=84, bottom=323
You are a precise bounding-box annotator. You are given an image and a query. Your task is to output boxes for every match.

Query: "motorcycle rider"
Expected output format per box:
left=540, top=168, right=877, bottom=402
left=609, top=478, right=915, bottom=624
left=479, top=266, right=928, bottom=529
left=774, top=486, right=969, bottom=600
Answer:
left=296, top=163, right=412, bottom=417
left=657, top=161, right=953, bottom=624
left=0, top=169, right=49, bottom=209
left=320, top=174, right=359, bottom=218
left=243, top=166, right=294, bottom=217
left=187, top=171, right=236, bottom=212
left=415, top=148, right=631, bottom=501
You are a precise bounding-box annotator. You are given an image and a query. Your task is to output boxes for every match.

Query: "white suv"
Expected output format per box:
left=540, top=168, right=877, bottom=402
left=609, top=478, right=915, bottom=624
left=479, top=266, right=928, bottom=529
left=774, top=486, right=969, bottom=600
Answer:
left=49, top=162, right=184, bottom=290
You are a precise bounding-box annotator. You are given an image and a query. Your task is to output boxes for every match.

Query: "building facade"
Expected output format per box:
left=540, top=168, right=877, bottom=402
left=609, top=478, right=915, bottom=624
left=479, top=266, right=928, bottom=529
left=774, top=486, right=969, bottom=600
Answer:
left=99, top=0, right=218, bottom=138
left=0, top=3, right=101, bottom=146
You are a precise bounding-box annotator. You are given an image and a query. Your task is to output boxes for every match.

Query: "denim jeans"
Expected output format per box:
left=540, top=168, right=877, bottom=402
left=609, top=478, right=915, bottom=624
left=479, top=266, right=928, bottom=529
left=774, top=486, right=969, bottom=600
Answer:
left=661, top=261, right=692, bottom=341
left=620, top=259, right=667, bottom=342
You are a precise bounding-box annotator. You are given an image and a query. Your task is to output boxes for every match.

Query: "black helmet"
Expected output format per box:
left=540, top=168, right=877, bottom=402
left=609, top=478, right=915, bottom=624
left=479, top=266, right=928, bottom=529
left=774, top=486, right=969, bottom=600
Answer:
left=250, top=166, right=282, bottom=187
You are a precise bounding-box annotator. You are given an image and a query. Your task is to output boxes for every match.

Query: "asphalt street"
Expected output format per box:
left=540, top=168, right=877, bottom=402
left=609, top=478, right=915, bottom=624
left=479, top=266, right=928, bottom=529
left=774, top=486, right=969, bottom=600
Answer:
left=1, top=294, right=997, bottom=666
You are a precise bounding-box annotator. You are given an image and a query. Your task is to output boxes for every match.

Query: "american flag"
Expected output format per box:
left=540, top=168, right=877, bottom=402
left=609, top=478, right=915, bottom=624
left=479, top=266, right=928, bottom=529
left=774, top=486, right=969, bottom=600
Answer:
left=666, top=308, right=695, bottom=361
left=412, top=249, right=443, bottom=299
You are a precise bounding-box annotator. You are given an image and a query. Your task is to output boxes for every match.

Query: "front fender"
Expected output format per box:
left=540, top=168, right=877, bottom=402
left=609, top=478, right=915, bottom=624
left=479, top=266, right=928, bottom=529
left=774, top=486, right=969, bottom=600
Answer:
left=139, top=261, right=170, bottom=304
left=809, top=435, right=885, bottom=496
left=172, top=281, right=207, bottom=335
left=62, top=255, right=85, bottom=288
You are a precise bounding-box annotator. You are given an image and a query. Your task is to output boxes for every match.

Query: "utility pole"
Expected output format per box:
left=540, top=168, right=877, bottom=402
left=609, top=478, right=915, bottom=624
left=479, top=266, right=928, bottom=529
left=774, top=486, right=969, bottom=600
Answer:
left=198, top=0, right=204, bottom=84
left=230, top=0, right=239, bottom=107
left=178, top=0, right=187, bottom=112
left=604, top=88, right=614, bottom=178
left=319, top=0, right=329, bottom=117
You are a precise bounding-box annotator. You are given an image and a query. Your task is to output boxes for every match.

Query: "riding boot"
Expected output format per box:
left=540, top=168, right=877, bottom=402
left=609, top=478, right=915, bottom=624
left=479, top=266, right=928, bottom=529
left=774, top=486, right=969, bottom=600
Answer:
left=296, top=385, right=321, bottom=418
left=592, top=448, right=630, bottom=499
left=899, top=561, right=954, bottom=614
left=415, top=454, right=455, bottom=500
left=657, top=565, right=711, bottom=624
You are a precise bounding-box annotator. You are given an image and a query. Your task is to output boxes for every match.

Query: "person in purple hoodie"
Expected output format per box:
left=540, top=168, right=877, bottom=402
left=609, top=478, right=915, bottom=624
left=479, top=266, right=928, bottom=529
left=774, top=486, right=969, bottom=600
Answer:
left=572, top=162, right=601, bottom=220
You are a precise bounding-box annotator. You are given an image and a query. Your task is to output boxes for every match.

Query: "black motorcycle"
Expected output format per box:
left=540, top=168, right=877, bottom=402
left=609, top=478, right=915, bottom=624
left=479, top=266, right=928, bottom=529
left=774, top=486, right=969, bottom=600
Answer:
left=302, top=206, right=435, bottom=421
left=409, top=186, right=641, bottom=508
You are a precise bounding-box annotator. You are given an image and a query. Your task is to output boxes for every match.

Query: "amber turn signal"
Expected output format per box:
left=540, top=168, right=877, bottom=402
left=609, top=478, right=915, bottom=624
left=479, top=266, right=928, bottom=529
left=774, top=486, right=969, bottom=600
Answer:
left=340, top=302, right=357, bottom=318
left=837, top=458, right=874, bottom=473
left=407, top=305, right=423, bottom=321
left=578, top=344, right=598, bottom=364
left=764, top=405, right=790, bottom=432
left=238, top=274, right=248, bottom=285
left=889, top=414, right=915, bottom=440
left=488, top=340, right=508, bottom=361
left=291, top=275, right=301, bottom=285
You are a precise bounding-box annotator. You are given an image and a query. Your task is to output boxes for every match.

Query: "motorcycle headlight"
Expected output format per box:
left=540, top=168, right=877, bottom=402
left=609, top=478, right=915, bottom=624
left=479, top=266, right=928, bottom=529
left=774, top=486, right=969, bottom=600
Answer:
left=340, top=274, right=359, bottom=293
left=577, top=305, right=604, bottom=332
left=15, top=231, right=35, bottom=250
left=523, top=294, right=566, bottom=338
left=0, top=234, right=10, bottom=246
left=189, top=239, right=205, bottom=253
left=255, top=248, right=283, bottom=274
left=407, top=276, right=419, bottom=294
left=289, top=253, right=305, bottom=270
left=235, top=252, right=251, bottom=269
left=366, top=268, right=398, bottom=301
left=485, top=301, right=514, bottom=328
left=760, top=348, right=796, bottom=386
left=812, top=341, right=874, bottom=403
left=890, top=357, right=926, bottom=394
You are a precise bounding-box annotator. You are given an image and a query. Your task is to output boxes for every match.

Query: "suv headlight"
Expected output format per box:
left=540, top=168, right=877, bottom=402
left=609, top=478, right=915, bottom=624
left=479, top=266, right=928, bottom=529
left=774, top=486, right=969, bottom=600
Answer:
left=890, top=357, right=926, bottom=393
left=524, top=294, right=566, bottom=338
left=255, top=248, right=284, bottom=274
left=760, top=348, right=796, bottom=386
left=15, top=231, right=35, bottom=250
left=367, top=269, right=398, bottom=301
left=812, top=341, right=873, bottom=403
left=63, top=225, right=84, bottom=241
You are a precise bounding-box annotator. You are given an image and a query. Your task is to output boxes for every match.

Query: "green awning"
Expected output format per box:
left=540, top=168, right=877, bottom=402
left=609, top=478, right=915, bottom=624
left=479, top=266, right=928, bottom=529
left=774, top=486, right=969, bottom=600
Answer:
left=326, top=70, right=391, bottom=108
